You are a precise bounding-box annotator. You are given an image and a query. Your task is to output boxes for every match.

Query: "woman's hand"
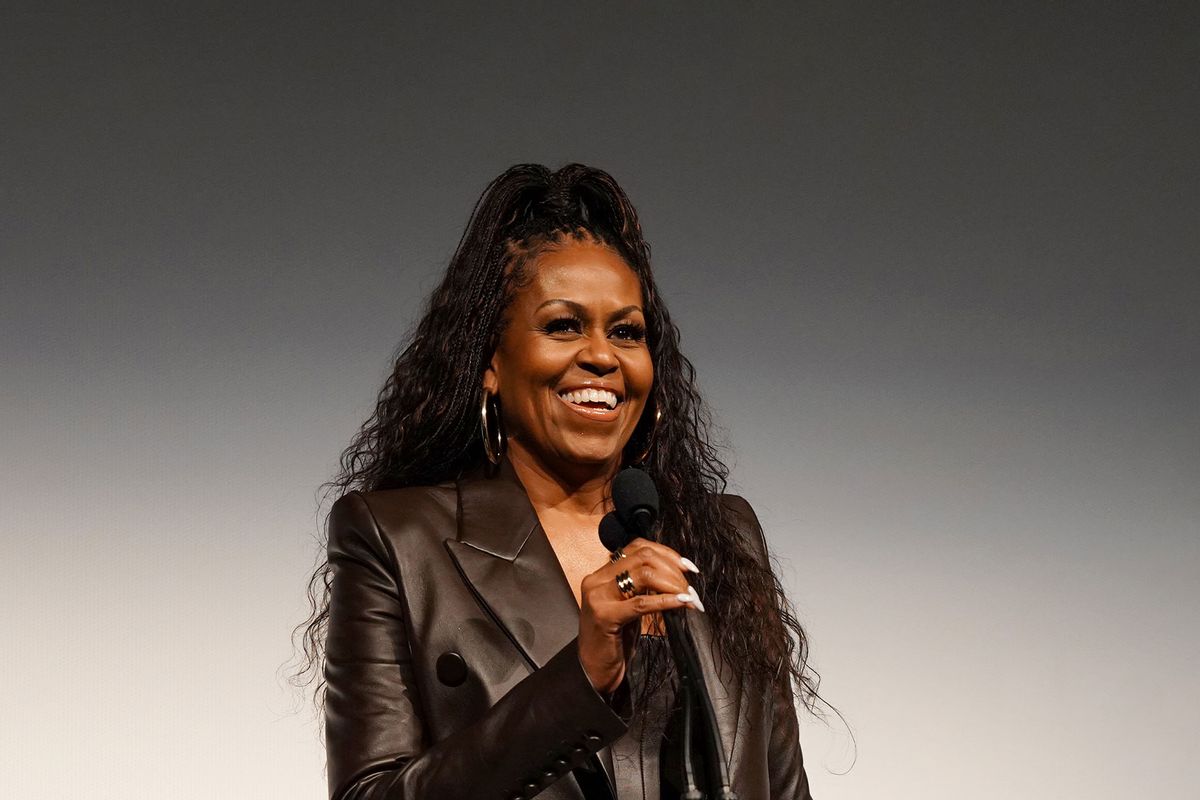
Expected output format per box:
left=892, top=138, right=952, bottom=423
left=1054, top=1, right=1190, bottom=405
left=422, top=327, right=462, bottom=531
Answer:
left=577, top=537, right=704, bottom=696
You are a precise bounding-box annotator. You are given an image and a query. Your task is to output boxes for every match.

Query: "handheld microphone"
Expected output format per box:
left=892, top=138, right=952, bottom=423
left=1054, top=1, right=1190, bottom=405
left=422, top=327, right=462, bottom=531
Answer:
left=598, top=511, right=631, bottom=551
left=612, top=467, right=659, bottom=538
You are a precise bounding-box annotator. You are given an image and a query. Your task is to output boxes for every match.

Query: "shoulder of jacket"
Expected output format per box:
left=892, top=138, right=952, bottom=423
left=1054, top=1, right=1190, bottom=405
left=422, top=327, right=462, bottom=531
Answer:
left=717, top=492, right=759, bottom=530
left=717, top=492, right=769, bottom=563
left=328, top=483, right=457, bottom=547
left=341, top=482, right=456, bottom=525
left=718, top=492, right=751, bottom=516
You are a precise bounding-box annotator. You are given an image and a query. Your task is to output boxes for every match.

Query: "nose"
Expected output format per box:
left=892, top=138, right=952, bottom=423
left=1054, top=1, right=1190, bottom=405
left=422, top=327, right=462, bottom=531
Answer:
left=577, top=334, right=618, bottom=376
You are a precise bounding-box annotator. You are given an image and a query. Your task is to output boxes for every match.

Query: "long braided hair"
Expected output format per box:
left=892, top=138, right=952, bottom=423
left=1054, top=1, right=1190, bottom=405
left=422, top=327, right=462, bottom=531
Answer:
left=291, top=163, right=826, bottom=730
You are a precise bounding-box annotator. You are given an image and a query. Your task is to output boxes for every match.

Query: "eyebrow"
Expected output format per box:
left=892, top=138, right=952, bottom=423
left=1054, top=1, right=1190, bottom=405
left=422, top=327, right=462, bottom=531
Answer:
left=535, top=299, right=644, bottom=321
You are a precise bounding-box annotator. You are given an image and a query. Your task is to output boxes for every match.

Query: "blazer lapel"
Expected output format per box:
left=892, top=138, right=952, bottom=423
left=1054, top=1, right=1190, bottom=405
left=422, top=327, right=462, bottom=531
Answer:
left=445, top=459, right=580, bottom=669
left=444, top=459, right=618, bottom=798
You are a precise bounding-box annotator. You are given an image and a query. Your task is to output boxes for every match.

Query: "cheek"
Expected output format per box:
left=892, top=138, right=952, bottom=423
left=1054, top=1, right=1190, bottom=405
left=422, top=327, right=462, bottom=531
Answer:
left=521, top=348, right=571, bottom=391
left=628, top=353, right=654, bottom=394
left=498, top=339, right=561, bottom=389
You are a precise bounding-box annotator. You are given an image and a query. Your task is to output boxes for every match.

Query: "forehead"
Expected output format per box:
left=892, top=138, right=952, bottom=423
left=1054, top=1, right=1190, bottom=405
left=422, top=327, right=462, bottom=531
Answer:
left=513, top=242, right=643, bottom=308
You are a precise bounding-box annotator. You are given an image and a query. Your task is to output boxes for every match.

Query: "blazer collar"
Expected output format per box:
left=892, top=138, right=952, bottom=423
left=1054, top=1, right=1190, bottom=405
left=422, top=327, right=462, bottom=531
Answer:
left=454, top=457, right=544, bottom=560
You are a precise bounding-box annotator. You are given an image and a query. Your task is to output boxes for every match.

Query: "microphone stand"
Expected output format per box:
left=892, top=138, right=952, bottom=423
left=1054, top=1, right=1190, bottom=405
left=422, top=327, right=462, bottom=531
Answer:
left=607, top=466, right=739, bottom=800
left=624, top=515, right=736, bottom=800
left=660, top=609, right=737, bottom=800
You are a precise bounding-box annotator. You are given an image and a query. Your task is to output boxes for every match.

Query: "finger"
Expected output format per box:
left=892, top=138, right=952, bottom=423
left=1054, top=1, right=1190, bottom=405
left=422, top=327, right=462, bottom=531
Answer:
left=610, top=539, right=695, bottom=585
left=621, top=536, right=702, bottom=576
left=599, top=545, right=694, bottom=599
left=606, top=591, right=701, bottom=627
left=623, top=554, right=692, bottom=598
left=622, top=552, right=707, bottom=612
left=582, top=546, right=698, bottom=613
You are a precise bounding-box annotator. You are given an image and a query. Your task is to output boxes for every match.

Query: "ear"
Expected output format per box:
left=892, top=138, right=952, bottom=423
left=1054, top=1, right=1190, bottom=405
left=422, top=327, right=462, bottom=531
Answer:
left=481, top=355, right=500, bottom=395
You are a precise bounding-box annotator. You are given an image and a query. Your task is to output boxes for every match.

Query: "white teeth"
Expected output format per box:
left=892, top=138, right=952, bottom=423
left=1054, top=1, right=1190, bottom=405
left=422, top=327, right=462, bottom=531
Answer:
left=558, top=388, right=619, bottom=409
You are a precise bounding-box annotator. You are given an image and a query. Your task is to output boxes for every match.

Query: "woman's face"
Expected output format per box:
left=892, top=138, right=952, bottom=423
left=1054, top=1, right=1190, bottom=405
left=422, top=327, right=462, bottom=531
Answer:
left=483, top=239, right=654, bottom=476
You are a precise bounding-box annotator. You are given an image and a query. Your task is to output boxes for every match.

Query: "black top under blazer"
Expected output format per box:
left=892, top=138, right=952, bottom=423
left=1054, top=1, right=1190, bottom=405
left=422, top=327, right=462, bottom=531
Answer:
left=324, top=459, right=814, bottom=800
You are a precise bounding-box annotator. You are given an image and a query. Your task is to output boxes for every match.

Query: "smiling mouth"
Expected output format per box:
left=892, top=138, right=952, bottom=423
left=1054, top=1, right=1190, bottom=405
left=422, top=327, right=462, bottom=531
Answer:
left=556, top=388, right=622, bottom=419
left=558, top=388, right=620, bottom=409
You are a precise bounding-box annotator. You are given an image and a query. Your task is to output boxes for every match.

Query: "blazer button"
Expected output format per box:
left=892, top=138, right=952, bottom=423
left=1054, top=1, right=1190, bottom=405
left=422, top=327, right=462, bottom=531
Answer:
left=584, top=731, right=603, bottom=750
left=436, top=651, right=468, bottom=687
left=552, top=758, right=569, bottom=774
left=523, top=781, right=539, bottom=796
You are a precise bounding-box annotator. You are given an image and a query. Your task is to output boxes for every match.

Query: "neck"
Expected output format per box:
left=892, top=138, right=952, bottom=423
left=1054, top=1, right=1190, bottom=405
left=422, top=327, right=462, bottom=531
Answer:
left=504, top=443, right=617, bottom=518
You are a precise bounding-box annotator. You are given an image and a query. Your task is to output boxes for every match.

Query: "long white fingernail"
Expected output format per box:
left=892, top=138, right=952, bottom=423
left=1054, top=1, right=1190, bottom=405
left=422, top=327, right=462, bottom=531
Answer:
left=680, top=556, right=701, bottom=574
left=676, top=592, right=694, bottom=604
left=688, top=584, right=706, bottom=613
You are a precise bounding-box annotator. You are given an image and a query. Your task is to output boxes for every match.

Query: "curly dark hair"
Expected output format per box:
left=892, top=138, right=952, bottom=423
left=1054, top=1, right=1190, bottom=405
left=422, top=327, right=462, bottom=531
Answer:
left=290, top=162, right=829, bottom=731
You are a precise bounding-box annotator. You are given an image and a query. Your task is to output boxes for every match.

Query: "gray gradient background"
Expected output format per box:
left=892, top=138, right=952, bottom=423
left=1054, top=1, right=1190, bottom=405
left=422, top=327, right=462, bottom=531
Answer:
left=3, top=3, right=1197, bottom=799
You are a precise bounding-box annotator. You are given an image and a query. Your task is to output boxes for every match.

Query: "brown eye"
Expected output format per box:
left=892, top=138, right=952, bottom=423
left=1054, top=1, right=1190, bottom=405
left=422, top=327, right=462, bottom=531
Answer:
left=610, top=323, right=646, bottom=341
left=543, top=317, right=582, bottom=335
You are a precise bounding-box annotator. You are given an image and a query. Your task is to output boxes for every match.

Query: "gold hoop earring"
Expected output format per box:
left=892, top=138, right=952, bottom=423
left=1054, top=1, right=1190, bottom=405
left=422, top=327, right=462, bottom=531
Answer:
left=479, top=390, right=506, bottom=465
left=632, top=405, right=662, bottom=466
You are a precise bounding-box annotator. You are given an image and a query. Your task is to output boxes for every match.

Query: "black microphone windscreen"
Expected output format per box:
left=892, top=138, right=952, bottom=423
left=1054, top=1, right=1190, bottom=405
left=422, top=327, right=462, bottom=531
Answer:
left=598, top=512, right=631, bottom=551
left=612, top=468, right=660, bottom=528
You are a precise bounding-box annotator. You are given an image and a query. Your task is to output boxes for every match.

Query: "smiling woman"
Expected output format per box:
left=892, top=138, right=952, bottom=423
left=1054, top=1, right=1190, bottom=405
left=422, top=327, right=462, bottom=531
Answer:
left=294, top=163, right=823, bottom=800
left=484, top=242, right=654, bottom=475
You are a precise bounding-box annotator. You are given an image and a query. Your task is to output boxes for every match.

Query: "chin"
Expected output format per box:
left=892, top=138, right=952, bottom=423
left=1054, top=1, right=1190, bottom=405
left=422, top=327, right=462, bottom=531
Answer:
left=556, top=440, right=627, bottom=468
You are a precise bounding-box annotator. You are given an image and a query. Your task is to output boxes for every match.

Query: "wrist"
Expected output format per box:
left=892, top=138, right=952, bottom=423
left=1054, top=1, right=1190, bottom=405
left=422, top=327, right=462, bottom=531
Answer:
left=576, top=641, right=624, bottom=696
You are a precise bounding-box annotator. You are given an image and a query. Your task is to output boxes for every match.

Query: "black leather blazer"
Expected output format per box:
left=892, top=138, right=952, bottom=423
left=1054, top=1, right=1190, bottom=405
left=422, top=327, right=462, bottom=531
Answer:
left=324, top=460, right=813, bottom=800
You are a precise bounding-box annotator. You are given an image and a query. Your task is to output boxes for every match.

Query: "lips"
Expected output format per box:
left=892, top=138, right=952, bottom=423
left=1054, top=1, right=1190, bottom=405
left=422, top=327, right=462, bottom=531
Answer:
left=557, top=387, right=620, bottom=409
left=556, top=386, right=623, bottom=421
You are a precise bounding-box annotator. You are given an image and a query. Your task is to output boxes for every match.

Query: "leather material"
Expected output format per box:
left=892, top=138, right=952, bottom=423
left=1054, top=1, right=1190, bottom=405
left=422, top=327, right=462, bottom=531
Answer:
left=325, top=459, right=813, bottom=799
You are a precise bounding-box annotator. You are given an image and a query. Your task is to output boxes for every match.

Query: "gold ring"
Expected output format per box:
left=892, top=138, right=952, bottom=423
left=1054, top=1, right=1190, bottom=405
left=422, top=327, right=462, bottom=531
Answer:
left=609, top=547, right=627, bottom=564
left=615, top=570, right=636, bottom=600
